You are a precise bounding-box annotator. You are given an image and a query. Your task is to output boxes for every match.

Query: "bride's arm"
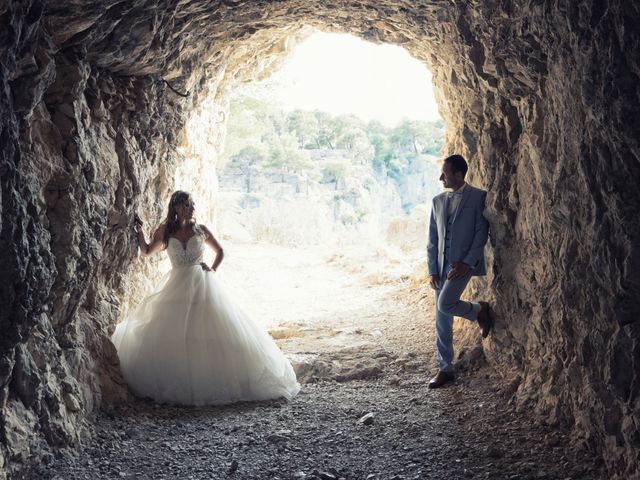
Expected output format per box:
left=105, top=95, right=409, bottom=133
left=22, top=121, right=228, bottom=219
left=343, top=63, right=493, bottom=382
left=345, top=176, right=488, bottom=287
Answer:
left=135, top=219, right=166, bottom=257
left=200, top=225, right=224, bottom=271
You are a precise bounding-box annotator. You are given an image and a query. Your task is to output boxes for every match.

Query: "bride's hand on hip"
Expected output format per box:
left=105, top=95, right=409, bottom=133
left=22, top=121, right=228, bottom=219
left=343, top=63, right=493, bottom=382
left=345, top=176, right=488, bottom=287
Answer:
left=200, top=263, right=212, bottom=272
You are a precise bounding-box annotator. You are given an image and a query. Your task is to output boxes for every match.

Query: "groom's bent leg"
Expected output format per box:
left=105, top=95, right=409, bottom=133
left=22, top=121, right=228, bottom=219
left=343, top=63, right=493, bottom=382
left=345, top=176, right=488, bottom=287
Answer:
left=436, top=273, right=481, bottom=322
left=434, top=287, right=454, bottom=372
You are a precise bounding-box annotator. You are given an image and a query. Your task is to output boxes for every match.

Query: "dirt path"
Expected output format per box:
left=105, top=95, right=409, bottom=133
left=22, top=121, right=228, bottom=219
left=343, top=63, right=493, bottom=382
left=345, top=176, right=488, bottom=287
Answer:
left=41, top=243, right=604, bottom=480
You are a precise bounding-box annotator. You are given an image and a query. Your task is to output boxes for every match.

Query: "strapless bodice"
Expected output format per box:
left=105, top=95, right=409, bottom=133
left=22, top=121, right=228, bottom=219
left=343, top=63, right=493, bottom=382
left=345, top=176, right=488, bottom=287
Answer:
left=166, top=234, right=204, bottom=268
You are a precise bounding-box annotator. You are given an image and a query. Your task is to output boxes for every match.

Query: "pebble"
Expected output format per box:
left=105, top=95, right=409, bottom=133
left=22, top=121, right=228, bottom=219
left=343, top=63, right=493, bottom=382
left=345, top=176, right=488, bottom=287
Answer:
left=357, top=413, right=375, bottom=425
left=318, top=472, right=337, bottom=480
left=485, top=446, right=504, bottom=458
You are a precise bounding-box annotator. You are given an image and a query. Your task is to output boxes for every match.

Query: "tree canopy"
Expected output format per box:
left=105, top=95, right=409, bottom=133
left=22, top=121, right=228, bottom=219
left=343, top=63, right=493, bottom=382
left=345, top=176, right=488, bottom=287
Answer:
left=221, top=94, right=444, bottom=178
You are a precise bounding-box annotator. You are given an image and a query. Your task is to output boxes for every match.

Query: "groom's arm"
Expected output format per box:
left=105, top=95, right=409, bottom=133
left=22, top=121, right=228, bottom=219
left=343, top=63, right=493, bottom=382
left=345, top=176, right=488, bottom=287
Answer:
left=462, top=191, right=489, bottom=268
left=427, top=199, right=439, bottom=275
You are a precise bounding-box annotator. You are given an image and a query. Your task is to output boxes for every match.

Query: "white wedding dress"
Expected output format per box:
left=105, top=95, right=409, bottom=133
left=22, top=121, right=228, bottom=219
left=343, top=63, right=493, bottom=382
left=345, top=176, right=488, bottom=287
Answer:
left=111, top=226, right=300, bottom=405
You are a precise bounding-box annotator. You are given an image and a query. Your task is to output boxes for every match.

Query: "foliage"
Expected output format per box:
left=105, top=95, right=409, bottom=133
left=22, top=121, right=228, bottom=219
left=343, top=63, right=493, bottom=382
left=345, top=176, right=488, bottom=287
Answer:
left=221, top=96, right=273, bottom=165
left=287, top=110, right=320, bottom=149
left=264, top=133, right=314, bottom=174
left=226, top=146, right=265, bottom=192
left=222, top=93, right=444, bottom=179
left=323, top=159, right=351, bottom=182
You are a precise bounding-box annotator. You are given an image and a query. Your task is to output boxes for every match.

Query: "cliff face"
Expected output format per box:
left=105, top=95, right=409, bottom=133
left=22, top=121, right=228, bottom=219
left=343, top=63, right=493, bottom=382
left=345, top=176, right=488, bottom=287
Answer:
left=1, top=1, right=639, bottom=478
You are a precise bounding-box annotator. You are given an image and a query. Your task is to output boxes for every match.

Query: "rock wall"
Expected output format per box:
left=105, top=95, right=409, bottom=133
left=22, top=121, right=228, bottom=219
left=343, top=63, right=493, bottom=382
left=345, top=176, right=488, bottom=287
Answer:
left=1, top=1, right=639, bottom=478
left=434, top=4, right=640, bottom=477
left=1, top=4, right=190, bottom=473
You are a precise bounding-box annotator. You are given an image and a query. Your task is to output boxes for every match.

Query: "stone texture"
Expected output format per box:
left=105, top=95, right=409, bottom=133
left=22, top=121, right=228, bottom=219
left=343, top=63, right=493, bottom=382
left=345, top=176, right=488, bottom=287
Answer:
left=0, top=0, right=639, bottom=478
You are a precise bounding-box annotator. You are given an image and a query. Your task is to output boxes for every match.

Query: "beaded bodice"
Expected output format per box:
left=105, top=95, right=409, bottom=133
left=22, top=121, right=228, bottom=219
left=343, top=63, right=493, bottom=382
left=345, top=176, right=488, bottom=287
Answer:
left=166, top=230, right=204, bottom=268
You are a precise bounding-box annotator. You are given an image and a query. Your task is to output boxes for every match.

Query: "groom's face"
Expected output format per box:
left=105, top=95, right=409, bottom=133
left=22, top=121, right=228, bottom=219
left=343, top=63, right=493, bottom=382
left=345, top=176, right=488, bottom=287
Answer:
left=440, top=162, right=464, bottom=190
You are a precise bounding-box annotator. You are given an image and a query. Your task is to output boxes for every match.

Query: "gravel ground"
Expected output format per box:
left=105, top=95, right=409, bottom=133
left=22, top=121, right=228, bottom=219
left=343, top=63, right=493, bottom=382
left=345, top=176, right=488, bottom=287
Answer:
left=38, top=371, right=604, bottom=480
left=37, top=245, right=605, bottom=480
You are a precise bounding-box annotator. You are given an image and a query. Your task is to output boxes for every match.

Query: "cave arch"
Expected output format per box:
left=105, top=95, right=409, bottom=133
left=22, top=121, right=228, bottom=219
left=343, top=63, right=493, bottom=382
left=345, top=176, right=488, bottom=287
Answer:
left=1, top=1, right=638, bottom=477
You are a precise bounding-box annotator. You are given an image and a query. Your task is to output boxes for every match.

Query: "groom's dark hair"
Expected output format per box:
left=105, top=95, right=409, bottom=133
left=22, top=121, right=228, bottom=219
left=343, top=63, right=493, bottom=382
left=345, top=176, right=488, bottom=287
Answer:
left=444, top=154, right=468, bottom=177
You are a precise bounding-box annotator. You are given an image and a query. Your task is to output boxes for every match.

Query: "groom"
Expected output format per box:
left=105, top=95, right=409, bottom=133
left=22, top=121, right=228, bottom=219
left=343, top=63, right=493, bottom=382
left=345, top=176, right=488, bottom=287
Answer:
left=426, top=154, right=493, bottom=388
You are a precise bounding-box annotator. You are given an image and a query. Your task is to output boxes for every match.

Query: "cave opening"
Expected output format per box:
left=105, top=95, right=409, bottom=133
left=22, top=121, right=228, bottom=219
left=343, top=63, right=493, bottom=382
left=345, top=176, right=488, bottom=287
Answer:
left=189, top=30, right=447, bottom=339
left=1, top=1, right=639, bottom=478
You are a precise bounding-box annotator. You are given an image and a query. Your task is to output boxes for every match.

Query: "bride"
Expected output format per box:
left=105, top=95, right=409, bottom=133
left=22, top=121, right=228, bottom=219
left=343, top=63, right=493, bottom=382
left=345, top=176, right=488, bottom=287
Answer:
left=111, top=190, right=300, bottom=405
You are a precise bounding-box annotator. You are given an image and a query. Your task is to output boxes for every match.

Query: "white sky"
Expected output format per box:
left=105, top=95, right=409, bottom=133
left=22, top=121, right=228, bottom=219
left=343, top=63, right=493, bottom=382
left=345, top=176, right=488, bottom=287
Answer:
left=252, top=32, right=441, bottom=127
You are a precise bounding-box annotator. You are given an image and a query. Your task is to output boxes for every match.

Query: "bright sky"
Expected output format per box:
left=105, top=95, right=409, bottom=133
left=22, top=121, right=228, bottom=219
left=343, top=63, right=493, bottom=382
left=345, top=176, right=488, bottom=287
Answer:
left=252, top=32, right=441, bottom=127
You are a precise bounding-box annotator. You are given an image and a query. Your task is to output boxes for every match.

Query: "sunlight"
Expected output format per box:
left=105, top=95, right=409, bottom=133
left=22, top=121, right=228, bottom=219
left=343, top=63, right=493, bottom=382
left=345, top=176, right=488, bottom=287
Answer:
left=244, top=31, right=441, bottom=127
left=213, top=30, right=445, bottom=335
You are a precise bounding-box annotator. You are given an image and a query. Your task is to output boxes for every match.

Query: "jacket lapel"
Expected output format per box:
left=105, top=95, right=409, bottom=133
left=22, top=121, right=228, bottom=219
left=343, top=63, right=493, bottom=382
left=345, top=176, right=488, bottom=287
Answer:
left=451, top=185, right=472, bottom=224
left=442, top=194, right=450, bottom=223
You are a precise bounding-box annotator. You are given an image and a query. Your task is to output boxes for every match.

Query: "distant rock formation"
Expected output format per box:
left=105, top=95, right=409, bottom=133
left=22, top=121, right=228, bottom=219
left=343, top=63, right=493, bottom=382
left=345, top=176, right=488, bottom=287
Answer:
left=217, top=148, right=438, bottom=246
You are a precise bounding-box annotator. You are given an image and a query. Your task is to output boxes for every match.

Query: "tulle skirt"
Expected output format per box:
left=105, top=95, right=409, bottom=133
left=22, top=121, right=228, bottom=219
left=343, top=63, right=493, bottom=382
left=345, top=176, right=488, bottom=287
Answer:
left=111, top=265, right=300, bottom=405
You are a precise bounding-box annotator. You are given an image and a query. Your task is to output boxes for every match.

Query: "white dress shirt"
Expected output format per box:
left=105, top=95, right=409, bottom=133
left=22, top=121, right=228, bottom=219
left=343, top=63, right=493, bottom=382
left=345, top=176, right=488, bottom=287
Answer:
left=447, top=182, right=467, bottom=217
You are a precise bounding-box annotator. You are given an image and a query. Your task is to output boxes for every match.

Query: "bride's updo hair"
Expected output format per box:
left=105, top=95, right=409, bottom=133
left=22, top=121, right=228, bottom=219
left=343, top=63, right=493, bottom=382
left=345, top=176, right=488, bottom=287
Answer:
left=162, top=190, right=193, bottom=247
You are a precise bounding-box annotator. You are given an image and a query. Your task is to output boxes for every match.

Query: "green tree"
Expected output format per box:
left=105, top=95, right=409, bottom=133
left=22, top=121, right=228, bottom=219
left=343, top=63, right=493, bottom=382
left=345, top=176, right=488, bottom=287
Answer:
left=331, top=115, right=373, bottom=163
left=221, top=95, right=275, bottom=165
left=391, top=119, right=444, bottom=157
left=419, top=119, right=444, bottom=155
left=322, top=158, right=352, bottom=191
left=227, top=145, right=264, bottom=192
left=263, top=133, right=314, bottom=180
left=313, top=111, right=337, bottom=149
left=366, top=120, right=393, bottom=171
left=287, top=110, right=319, bottom=149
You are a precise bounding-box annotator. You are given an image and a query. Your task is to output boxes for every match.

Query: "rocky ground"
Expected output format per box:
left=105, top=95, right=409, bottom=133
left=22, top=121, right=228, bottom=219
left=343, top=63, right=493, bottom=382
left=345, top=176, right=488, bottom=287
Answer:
left=36, top=243, right=605, bottom=480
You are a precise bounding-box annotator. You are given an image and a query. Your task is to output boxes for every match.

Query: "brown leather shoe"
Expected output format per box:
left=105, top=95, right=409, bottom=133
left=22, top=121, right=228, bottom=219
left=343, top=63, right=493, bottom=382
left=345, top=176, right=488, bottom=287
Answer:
left=428, top=370, right=455, bottom=389
left=477, top=301, right=494, bottom=338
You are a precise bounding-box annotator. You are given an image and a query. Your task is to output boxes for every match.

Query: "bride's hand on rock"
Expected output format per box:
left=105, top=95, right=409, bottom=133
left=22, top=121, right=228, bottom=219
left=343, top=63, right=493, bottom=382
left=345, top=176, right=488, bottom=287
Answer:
left=133, top=213, right=144, bottom=233
left=200, top=263, right=212, bottom=272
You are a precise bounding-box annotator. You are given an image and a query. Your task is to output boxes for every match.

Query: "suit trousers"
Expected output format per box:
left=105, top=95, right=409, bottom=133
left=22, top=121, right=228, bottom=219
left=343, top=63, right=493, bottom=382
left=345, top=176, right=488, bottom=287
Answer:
left=434, top=260, right=480, bottom=372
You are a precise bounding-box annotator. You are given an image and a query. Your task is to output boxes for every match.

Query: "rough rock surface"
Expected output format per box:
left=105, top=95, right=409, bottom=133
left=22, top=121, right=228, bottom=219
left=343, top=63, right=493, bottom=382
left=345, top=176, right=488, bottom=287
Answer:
left=0, top=1, right=639, bottom=479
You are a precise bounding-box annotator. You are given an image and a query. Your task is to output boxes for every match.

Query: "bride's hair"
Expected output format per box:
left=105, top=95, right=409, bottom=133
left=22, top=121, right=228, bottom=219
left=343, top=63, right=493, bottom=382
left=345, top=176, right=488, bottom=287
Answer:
left=161, top=190, right=194, bottom=246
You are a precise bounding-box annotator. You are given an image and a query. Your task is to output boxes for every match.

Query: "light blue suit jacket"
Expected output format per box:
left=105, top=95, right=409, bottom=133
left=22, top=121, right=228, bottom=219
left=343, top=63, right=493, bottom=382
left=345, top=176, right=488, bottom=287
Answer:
left=427, top=184, right=489, bottom=278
